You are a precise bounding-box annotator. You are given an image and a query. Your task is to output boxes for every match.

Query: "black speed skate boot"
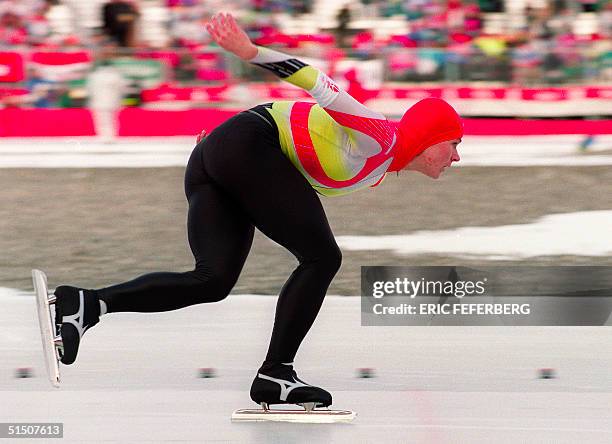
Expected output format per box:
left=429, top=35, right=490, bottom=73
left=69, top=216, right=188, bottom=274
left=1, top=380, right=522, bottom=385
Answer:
left=53, top=286, right=101, bottom=365
left=250, top=362, right=332, bottom=411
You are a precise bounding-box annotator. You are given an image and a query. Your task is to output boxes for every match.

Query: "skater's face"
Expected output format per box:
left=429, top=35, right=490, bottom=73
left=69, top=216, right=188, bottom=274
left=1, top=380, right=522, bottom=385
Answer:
left=408, top=139, right=461, bottom=179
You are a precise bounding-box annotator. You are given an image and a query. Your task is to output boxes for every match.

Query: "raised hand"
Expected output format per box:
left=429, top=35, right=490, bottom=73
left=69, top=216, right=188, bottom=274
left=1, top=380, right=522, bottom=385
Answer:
left=205, top=12, right=258, bottom=61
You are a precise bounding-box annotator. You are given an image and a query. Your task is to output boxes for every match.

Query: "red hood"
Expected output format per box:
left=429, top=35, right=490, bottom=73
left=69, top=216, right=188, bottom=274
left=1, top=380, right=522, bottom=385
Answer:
left=388, top=98, right=464, bottom=172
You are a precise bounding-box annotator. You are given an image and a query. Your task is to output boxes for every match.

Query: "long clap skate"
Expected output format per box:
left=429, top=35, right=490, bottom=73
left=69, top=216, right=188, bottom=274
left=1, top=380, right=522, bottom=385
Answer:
left=231, top=363, right=356, bottom=423
left=33, top=270, right=61, bottom=387
left=33, top=270, right=102, bottom=387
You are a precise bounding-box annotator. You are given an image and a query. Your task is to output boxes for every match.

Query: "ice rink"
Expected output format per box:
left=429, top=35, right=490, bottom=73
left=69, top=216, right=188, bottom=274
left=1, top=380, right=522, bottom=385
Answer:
left=1, top=288, right=612, bottom=443
left=1, top=135, right=612, bottom=442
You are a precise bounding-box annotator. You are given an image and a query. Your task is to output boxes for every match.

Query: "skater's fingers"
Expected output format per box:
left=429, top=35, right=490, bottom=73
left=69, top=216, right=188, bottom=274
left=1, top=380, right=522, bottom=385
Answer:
left=208, top=15, right=216, bottom=29
left=205, top=22, right=214, bottom=36
left=220, top=13, right=233, bottom=36
left=206, top=11, right=254, bottom=59
left=196, top=129, right=207, bottom=143
left=217, top=13, right=226, bottom=27
left=205, top=21, right=217, bottom=36
left=216, top=17, right=230, bottom=39
left=228, top=14, right=241, bottom=33
left=207, top=21, right=223, bottom=42
left=207, top=26, right=220, bottom=43
left=211, top=14, right=222, bottom=31
left=227, top=13, right=236, bottom=27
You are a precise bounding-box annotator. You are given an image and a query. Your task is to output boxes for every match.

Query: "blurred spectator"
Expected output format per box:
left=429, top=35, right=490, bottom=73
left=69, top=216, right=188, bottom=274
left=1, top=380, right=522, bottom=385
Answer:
left=46, top=0, right=76, bottom=43
left=511, top=34, right=549, bottom=85
left=289, top=0, right=313, bottom=15
left=463, top=1, right=482, bottom=37
left=601, top=2, right=612, bottom=37
left=102, top=0, right=139, bottom=47
left=24, top=65, right=55, bottom=107
left=578, top=0, right=598, bottom=13
left=446, top=0, right=464, bottom=29
left=0, top=9, right=27, bottom=45
left=352, top=30, right=376, bottom=59
left=0, top=0, right=34, bottom=19
left=88, top=44, right=127, bottom=140
left=0, top=0, right=82, bottom=48
left=168, top=4, right=208, bottom=47
left=1, top=64, right=69, bottom=108
left=551, top=0, right=567, bottom=15
left=0, top=0, right=608, bottom=92
left=477, top=0, right=503, bottom=13
left=336, top=5, right=351, bottom=48
left=27, top=1, right=52, bottom=45
left=166, top=0, right=198, bottom=6
left=174, top=52, right=198, bottom=81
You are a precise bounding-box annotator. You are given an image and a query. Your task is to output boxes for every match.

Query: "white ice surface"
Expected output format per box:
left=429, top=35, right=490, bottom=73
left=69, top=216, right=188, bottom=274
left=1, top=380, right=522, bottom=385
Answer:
left=337, top=210, right=612, bottom=260
left=1, top=288, right=611, bottom=443
left=0, top=135, right=610, bottom=167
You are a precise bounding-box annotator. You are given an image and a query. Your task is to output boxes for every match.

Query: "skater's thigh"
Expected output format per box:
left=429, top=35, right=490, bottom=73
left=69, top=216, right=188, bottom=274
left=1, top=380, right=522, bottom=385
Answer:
left=186, top=182, right=254, bottom=276
left=203, top=129, right=338, bottom=260
left=244, top=178, right=338, bottom=261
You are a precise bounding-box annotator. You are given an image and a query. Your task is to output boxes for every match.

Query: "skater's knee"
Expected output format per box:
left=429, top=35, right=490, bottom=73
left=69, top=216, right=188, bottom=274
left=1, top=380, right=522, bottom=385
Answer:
left=325, top=245, right=342, bottom=272
left=300, top=244, right=342, bottom=274
left=187, top=269, right=237, bottom=302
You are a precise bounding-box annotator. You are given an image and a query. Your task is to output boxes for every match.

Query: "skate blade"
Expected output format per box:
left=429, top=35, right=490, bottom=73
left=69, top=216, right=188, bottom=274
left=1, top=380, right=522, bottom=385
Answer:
left=231, top=408, right=356, bottom=423
left=32, top=269, right=61, bottom=388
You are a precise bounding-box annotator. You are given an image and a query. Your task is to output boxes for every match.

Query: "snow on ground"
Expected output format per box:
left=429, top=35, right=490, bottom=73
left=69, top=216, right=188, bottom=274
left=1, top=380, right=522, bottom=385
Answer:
left=0, top=135, right=610, bottom=168
left=337, top=210, right=612, bottom=260
left=1, top=289, right=611, bottom=443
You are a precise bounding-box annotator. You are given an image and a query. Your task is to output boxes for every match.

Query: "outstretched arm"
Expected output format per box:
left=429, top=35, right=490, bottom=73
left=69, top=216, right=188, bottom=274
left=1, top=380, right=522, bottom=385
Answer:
left=205, top=13, right=395, bottom=157
left=205, top=13, right=387, bottom=121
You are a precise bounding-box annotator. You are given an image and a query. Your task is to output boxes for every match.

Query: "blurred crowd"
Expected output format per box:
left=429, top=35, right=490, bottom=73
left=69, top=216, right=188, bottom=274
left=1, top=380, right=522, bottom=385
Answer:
left=0, top=0, right=610, bottom=110
left=0, top=0, right=609, bottom=49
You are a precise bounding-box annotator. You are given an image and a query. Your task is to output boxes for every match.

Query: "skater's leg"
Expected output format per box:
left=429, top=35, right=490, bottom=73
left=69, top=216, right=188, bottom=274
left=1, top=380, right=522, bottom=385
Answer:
left=54, top=136, right=254, bottom=364
left=203, top=113, right=341, bottom=367
left=97, top=182, right=254, bottom=313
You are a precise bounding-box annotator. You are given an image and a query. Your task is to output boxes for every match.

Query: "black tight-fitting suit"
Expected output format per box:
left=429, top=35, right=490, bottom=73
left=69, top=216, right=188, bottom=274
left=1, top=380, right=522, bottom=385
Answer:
left=97, top=105, right=342, bottom=368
